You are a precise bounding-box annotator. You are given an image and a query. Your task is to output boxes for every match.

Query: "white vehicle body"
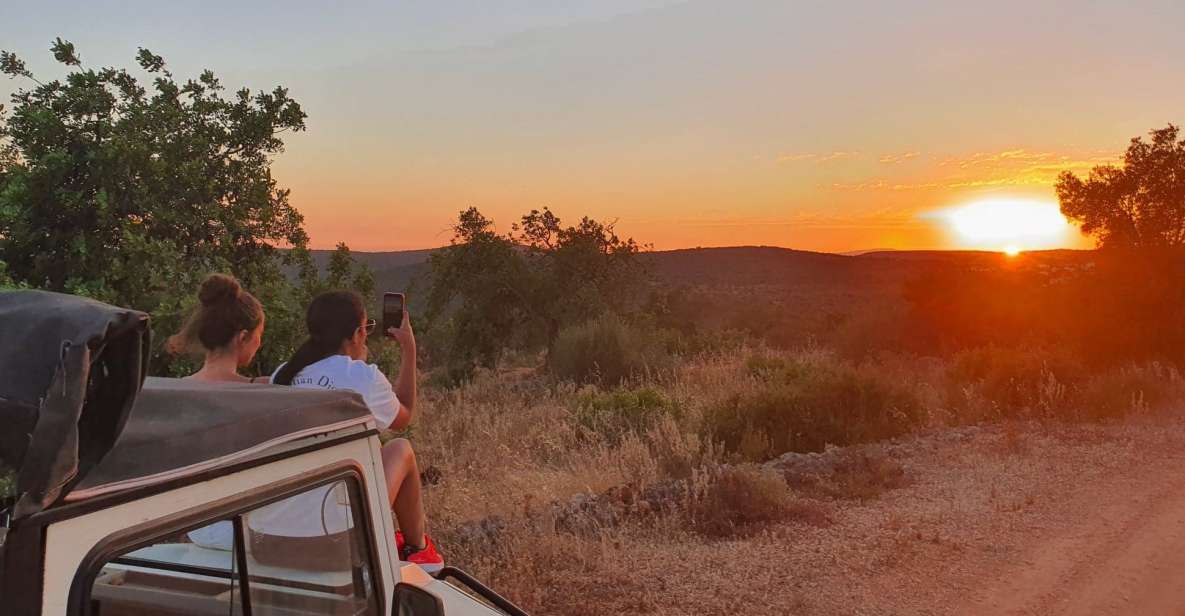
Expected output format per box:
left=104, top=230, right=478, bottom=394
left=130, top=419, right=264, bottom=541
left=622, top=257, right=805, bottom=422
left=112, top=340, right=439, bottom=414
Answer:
left=0, top=291, right=524, bottom=616
left=2, top=414, right=517, bottom=616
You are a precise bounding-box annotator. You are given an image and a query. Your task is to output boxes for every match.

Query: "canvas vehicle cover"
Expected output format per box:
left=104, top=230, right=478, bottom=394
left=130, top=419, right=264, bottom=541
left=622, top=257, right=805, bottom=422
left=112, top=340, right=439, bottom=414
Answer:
left=0, top=290, right=378, bottom=517
left=65, top=378, right=374, bottom=501
left=0, top=290, right=150, bottom=519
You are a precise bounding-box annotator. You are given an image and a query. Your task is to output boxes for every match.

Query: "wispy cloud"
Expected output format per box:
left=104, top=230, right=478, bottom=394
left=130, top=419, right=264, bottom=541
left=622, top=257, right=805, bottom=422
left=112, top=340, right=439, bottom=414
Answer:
left=828, top=147, right=1123, bottom=192
left=936, top=148, right=1118, bottom=169
left=776, top=150, right=861, bottom=164
left=653, top=213, right=920, bottom=230
left=878, top=151, right=921, bottom=164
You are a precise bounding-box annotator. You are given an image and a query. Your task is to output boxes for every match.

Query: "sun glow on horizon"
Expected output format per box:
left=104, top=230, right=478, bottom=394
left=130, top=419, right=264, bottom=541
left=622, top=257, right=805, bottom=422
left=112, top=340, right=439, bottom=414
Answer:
left=933, top=198, right=1072, bottom=252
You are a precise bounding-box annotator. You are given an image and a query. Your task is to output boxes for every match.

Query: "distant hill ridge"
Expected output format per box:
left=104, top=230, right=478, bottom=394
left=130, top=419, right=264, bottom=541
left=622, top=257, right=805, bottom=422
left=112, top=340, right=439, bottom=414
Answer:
left=301, top=245, right=1095, bottom=297
left=307, top=244, right=1092, bottom=266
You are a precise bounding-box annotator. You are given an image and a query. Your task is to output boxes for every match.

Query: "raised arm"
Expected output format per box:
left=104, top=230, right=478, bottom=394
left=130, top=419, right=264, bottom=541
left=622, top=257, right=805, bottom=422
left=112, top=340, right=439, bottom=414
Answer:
left=385, top=310, right=417, bottom=430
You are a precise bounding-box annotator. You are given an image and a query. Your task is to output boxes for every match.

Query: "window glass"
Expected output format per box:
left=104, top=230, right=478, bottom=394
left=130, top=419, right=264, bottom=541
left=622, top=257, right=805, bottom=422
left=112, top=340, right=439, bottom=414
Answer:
left=244, top=480, right=376, bottom=615
left=84, top=478, right=378, bottom=616
left=89, top=524, right=241, bottom=616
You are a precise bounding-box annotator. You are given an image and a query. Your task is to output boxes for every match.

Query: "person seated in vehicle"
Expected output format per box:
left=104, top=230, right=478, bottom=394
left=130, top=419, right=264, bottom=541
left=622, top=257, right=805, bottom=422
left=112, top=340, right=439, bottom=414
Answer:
left=268, top=290, right=443, bottom=571
left=167, top=273, right=269, bottom=551
left=168, top=273, right=268, bottom=384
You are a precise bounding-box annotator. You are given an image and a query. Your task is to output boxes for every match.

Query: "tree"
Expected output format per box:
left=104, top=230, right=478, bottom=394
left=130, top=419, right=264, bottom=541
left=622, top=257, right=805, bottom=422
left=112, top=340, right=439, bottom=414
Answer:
left=513, top=208, right=645, bottom=351
left=0, top=39, right=312, bottom=374
left=423, top=208, right=532, bottom=380
left=424, top=207, right=647, bottom=381
left=1056, top=124, right=1185, bottom=249
left=325, top=241, right=375, bottom=302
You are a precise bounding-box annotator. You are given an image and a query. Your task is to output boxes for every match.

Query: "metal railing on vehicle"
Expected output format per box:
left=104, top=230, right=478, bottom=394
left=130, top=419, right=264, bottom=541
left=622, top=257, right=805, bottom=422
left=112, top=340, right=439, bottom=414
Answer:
left=434, top=567, right=530, bottom=616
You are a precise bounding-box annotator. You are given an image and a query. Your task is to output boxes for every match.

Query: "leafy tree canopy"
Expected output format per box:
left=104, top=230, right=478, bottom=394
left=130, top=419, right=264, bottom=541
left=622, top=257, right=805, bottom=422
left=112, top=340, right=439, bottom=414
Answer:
left=1057, top=124, right=1185, bottom=249
left=1, top=39, right=308, bottom=304
left=424, top=206, right=647, bottom=381
left=0, top=39, right=377, bottom=376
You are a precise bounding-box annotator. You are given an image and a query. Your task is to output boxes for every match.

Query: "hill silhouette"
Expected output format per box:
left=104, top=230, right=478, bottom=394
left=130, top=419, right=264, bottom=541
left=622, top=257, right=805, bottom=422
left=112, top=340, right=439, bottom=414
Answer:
left=305, top=242, right=1090, bottom=296
left=305, top=245, right=1095, bottom=319
left=304, top=245, right=1095, bottom=287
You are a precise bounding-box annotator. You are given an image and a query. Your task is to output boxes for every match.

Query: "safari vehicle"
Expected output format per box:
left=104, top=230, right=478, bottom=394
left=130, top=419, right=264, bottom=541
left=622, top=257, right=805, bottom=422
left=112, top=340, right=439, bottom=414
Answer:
left=0, top=290, right=528, bottom=616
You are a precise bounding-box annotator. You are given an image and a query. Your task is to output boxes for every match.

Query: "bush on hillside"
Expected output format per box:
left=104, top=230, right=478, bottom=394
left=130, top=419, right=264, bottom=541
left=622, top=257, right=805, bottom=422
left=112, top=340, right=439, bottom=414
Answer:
left=1072, top=362, right=1185, bottom=421
left=744, top=354, right=803, bottom=380
left=702, top=360, right=924, bottom=461
left=550, top=314, right=669, bottom=385
left=573, top=387, right=682, bottom=443
left=647, top=324, right=744, bottom=358
left=684, top=465, right=805, bottom=538
left=947, top=346, right=1084, bottom=417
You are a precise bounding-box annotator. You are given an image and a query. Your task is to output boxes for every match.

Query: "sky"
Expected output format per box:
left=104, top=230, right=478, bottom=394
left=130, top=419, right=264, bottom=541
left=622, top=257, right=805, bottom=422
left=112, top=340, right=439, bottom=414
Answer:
left=4, top=0, right=1185, bottom=253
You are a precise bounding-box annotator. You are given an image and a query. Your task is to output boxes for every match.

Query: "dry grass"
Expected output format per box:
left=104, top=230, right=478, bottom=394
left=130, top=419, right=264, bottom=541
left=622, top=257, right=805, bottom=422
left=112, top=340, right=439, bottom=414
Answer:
left=684, top=465, right=824, bottom=538
left=401, top=343, right=1185, bottom=614
left=817, top=451, right=911, bottom=501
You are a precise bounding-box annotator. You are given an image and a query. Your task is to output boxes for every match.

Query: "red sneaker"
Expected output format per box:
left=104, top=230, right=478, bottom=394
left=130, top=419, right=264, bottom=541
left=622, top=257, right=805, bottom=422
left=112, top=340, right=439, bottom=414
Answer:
left=399, top=534, right=444, bottom=574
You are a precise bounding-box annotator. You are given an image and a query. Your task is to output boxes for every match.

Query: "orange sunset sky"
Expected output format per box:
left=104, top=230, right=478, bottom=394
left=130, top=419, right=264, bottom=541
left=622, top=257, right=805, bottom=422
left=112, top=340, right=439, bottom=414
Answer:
left=6, top=1, right=1185, bottom=252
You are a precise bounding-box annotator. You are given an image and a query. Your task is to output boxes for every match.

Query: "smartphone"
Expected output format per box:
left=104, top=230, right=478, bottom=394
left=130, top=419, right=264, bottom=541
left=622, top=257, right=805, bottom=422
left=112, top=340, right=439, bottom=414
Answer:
left=382, top=292, right=405, bottom=334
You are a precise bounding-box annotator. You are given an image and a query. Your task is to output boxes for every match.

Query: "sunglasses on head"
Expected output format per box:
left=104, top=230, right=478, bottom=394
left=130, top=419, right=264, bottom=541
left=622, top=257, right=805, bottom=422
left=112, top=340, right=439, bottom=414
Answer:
left=362, top=319, right=376, bottom=336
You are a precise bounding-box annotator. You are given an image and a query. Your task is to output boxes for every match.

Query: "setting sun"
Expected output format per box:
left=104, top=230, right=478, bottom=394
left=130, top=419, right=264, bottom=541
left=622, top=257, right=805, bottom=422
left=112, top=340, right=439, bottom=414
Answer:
left=935, top=199, right=1072, bottom=252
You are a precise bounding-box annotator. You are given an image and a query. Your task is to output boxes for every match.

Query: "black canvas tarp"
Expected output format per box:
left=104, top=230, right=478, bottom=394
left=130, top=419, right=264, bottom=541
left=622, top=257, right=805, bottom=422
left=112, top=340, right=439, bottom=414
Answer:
left=0, top=290, right=150, bottom=519
left=66, top=378, right=373, bottom=501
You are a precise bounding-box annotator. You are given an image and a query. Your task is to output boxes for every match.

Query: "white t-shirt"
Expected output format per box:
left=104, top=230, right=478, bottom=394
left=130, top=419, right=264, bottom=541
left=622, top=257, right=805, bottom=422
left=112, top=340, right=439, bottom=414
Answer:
left=188, top=520, right=234, bottom=551
left=248, top=355, right=401, bottom=538
left=272, top=354, right=401, bottom=429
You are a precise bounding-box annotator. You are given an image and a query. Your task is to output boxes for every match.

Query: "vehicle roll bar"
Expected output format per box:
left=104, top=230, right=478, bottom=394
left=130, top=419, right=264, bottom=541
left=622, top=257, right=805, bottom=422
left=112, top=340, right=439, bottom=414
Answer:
left=433, top=566, right=530, bottom=616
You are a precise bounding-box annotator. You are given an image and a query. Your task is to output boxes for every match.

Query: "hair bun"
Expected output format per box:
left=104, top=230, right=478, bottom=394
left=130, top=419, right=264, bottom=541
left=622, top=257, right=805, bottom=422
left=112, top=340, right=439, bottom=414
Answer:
left=198, top=273, right=242, bottom=306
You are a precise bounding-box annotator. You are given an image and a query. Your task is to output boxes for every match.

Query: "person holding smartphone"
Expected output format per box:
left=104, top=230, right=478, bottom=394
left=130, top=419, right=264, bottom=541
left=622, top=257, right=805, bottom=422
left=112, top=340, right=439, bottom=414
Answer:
left=266, top=290, right=443, bottom=571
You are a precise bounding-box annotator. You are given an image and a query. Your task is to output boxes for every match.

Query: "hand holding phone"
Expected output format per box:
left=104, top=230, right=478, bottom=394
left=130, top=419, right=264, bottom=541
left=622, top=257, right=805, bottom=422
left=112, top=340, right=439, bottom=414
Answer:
left=382, top=292, right=405, bottom=335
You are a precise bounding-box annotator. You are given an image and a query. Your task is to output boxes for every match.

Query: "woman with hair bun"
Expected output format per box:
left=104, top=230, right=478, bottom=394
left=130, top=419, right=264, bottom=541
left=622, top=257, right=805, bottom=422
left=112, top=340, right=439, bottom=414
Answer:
left=171, top=273, right=268, bottom=551
left=168, top=273, right=267, bottom=383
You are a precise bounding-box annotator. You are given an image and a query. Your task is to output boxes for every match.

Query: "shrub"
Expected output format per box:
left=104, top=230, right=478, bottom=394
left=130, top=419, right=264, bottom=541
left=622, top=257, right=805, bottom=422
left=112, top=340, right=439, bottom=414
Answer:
left=702, top=360, right=924, bottom=461
left=782, top=447, right=910, bottom=499
left=645, top=415, right=719, bottom=480
left=574, top=386, right=682, bottom=443
left=550, top=314, right=668, bottom=385
left=832, top=304, right=910, bottom=361
left=1073, top=362, right=1185, bottom=420
left=744, top=355, right=801, bottom=380
left=947, top=346, right=1083, bottom=417
left=684, top=465, right=802, bottom=538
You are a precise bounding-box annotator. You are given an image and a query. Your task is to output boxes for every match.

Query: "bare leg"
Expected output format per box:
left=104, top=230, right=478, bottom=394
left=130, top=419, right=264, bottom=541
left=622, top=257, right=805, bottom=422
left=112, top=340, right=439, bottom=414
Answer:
left=381, top=438, right=426, bottom=548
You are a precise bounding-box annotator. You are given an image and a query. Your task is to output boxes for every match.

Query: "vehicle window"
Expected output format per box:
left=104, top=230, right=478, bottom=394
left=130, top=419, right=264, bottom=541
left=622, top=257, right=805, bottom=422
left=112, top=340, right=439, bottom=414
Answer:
left=244, top=480, right=376, bottom=615
left=89, top=523, right=240, bottom=616
left=84, top=478, right=379, bottom=616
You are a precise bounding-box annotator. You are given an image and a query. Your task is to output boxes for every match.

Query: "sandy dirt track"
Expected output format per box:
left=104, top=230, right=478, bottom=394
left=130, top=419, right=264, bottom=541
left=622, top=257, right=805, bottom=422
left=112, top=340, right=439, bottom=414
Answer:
left=612, top=418, right=1185, bottom=615
left=957, top=428, right=1185, bottom=615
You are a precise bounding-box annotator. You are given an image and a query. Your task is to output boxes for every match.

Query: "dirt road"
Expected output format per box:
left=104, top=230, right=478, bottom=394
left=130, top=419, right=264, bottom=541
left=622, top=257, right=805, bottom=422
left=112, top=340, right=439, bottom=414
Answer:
left=618, top=419, right=1185, bottom=615
left=957, top=428, right=1185, bottom=615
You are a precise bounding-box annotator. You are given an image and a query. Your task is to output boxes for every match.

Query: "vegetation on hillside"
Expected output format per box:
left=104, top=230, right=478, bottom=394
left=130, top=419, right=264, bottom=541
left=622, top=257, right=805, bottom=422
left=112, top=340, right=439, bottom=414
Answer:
left=423, top=206, right=647, bottom=382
